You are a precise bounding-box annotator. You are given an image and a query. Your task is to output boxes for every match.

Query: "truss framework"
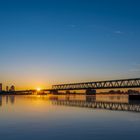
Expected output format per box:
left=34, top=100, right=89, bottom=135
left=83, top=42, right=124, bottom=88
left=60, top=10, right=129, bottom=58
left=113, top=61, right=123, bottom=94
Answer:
left=52, top=78, right=140, bottom=90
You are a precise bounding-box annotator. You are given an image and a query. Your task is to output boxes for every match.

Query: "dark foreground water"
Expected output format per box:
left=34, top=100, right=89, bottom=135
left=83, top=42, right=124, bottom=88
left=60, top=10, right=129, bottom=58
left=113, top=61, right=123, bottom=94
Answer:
left=0, top=95, right=140, bottom=140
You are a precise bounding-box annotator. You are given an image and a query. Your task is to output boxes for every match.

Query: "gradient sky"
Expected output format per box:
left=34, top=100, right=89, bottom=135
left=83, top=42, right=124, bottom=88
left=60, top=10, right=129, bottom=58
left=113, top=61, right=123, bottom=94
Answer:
left=0, top=0, right=140, bottom=90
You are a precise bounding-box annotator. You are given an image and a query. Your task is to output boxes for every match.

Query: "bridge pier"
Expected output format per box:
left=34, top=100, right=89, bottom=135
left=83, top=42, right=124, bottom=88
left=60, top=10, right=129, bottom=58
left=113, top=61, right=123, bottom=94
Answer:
left=86, top=95, right=96, bottom=102
left=85, top=89, right=96, bottom=95
left=129, top=95, right=140, bottom=100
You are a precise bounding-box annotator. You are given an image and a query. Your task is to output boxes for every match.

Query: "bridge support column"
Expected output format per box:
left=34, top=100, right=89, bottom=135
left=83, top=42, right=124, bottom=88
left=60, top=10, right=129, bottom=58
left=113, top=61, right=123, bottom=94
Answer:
left=85, top=89, right=96, bottom=95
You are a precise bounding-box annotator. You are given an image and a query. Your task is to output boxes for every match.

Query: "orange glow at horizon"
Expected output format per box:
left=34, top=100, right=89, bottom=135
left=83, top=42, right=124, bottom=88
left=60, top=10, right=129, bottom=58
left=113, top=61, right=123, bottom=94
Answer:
left=36, top=88, right=41, bottom=91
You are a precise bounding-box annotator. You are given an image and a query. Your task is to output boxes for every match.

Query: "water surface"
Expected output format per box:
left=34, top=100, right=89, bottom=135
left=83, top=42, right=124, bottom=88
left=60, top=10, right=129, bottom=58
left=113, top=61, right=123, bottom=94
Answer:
left=0, top=95, right=140, bottom=140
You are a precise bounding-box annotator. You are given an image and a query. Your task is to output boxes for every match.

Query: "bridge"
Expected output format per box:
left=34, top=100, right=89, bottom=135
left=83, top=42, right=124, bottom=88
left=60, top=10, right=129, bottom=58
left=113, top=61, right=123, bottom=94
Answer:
left=2, top=78, right=140, bottom=95
left=52, top=78, right=140, bottom=91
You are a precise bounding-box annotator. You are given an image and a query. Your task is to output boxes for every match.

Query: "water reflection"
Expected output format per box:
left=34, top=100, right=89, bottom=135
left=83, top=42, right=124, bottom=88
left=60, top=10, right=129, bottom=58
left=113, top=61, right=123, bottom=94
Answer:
left=0, top=96, right=2, bottom=106
left=0, top=95, right=15, bottom=106
left=0, top=94, right=140, bottom=140
left=1, top=94, right=140, bottom=113
left=50, top=94, right=140, bottom=113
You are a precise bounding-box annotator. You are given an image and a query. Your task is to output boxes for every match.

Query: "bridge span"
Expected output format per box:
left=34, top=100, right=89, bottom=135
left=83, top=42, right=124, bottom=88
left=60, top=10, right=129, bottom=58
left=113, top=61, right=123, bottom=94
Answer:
left=4, top=78, right=140, bottom=95
left=51, top=78, right=140, bottom=91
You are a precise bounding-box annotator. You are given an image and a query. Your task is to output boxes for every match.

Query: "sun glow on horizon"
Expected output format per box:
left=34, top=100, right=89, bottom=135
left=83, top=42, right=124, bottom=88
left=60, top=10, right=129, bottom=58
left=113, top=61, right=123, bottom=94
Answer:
left=36, top=88, right=41, bottom=91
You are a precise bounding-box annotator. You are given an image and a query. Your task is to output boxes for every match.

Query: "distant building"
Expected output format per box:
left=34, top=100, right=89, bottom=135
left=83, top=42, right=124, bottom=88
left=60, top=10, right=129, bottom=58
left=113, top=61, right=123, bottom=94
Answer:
left=0, top=83, right=2, bottom=92
left=9, top=85, right=15, bottom=92
left=6, top=86, right=9, bottom=92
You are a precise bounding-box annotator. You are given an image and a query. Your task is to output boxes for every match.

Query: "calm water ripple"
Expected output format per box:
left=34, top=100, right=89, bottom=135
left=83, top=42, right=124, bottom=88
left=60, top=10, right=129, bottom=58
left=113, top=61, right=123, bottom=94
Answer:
left=0, top=95, right=140, bottom=140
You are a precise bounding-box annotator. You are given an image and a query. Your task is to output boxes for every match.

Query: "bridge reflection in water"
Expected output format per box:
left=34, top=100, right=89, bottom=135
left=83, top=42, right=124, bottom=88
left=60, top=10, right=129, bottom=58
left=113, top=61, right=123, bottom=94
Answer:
left=51, top=95, right=140, bottom=113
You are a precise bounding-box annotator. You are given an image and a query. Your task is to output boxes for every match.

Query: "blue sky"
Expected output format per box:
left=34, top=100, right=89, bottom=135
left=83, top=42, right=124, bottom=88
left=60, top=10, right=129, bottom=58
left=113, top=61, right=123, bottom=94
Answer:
left=0, top=0, right=140, bottom=89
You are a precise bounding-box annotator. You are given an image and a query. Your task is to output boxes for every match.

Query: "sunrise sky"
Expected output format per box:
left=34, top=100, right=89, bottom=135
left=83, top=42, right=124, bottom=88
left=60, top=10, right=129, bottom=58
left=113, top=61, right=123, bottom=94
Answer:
left=0, top=0, right=140, bottom=90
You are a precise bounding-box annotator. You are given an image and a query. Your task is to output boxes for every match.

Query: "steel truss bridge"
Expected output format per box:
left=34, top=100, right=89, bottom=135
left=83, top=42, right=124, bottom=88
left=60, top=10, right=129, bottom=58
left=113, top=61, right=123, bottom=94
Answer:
left=52, top=78, right=140, bottom=90
left=5, top=78, right=140, bottom=94
left=52, top=100, right=140, bottom=113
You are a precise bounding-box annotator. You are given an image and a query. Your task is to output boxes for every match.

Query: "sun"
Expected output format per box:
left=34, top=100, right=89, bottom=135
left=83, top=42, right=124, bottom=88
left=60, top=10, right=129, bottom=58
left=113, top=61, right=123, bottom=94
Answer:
left=36, top=88, right=41, bottom=91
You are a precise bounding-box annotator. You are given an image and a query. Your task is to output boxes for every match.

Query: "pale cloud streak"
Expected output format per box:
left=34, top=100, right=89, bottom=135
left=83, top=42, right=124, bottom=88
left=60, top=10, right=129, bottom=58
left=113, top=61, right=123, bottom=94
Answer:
left=114, top=30, right=124, bottom=34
